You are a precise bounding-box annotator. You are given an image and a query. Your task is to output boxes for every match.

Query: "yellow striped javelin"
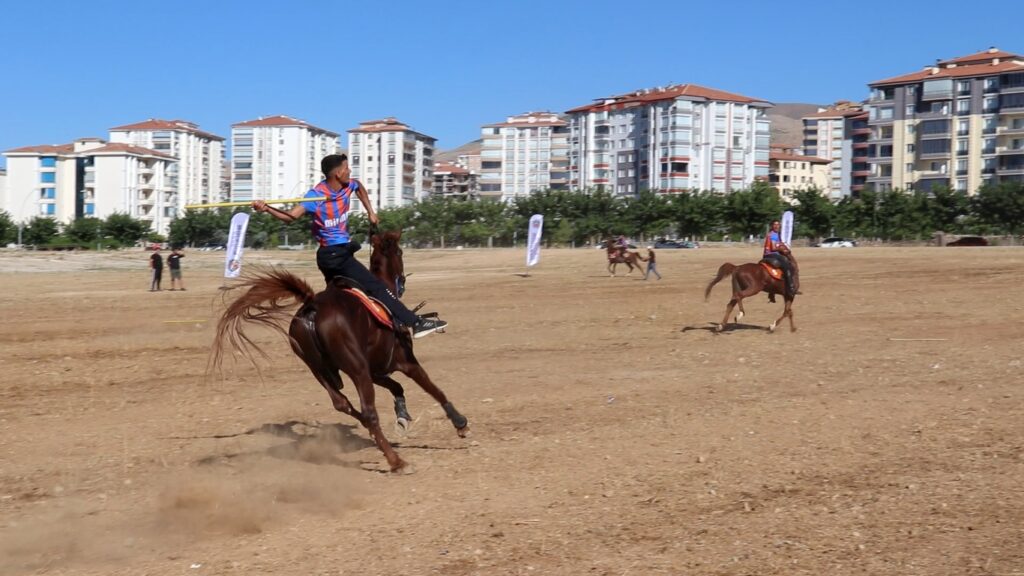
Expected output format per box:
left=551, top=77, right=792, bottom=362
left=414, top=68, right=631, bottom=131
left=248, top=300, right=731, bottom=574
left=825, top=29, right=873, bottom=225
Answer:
left=184, top=197, right=328, bottom=210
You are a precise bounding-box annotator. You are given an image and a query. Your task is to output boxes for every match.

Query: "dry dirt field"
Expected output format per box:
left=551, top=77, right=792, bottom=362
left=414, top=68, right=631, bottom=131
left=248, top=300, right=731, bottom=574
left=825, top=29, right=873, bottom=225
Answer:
left=0, top=245, right=1022, bottom=576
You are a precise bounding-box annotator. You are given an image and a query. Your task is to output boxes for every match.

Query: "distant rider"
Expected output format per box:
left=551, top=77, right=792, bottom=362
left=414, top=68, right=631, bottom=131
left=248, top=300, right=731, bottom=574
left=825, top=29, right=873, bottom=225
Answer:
left=761, top=220, right=797, bottom=297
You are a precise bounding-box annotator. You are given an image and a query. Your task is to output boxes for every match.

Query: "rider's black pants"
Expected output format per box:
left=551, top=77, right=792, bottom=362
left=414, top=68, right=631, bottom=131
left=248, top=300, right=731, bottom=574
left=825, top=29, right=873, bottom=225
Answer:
left=762, top=254, right=795, bottom=294
left=316, top=244, right=419, bottom=326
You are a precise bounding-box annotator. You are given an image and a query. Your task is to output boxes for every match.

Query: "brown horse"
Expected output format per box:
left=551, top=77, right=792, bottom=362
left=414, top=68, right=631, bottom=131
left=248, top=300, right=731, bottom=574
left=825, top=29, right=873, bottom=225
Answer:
left=704, top=251, right=800, bottom=333
left=211, top=230, right=468, bottom=473
left=604, top=239, right=647, bottom=276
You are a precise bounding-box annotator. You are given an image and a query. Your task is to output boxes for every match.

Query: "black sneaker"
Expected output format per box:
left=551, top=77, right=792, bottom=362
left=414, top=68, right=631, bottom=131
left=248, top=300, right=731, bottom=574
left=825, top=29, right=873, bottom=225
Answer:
left=412, top=317, right=448, bottom=339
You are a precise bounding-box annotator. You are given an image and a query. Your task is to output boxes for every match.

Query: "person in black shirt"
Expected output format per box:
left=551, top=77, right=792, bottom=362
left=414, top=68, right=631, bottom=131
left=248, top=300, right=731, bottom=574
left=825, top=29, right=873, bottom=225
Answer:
left=167, top=248, right=185, bottom=291
left=149, top=247, right=163, bottom=291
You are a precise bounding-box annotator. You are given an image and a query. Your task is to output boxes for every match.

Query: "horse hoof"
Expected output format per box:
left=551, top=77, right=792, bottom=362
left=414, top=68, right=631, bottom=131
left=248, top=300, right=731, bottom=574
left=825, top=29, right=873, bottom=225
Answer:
left=395, top=417, right=412, bottom=435
left=769, top=322, right=777, bottom=333
left=716, top=324, right=725, bottom=333
left=391, top=463, right=415, bottom=475
left=736, top=311, right=744, bottom=322
left=456, top=425, right=471, bottom=439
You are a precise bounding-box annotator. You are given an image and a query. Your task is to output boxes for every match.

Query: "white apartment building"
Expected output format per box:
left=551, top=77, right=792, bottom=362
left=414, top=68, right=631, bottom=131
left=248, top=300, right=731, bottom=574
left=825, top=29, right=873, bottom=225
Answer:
left=230, top=115, right=340, bottom=201
left=3, top=138, right=176, bottom=234
left=478, top=112, right=569, bottom=201
left=566, top=84, right=772, bottom=194
left=347, top=118, right=435, bottom=211
left=0, top=169, right=7, bottom=215
left=109, top=119, right=225, bottom=209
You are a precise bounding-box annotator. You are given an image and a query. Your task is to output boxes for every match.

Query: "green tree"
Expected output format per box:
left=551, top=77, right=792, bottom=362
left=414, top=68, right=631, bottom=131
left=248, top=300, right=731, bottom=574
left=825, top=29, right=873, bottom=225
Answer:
left=621, top=190, right=672, bottom=240
left=64, top=217, right=104, bottom=244
left=723, top=182, right=784, bottom=237
left=0, top=210, right=17, bottom=245
left=973, top=181, right=1024, bottom=235
left=790, top=188, right=835, bottom=241
left=168, top=209, right=231, bottom=247
left=23, top=217, right=60, bottom=246
left=103, top=213, right=151, bottom=245
left=669, top=191, right=724, bottom=239
left=926, top=186, right=969, bottom=234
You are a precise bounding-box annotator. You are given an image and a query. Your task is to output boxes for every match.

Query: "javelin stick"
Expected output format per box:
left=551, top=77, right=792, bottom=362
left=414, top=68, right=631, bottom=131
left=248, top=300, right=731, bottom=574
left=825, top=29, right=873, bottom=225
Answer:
left=184, top=197, right=328, bottom=210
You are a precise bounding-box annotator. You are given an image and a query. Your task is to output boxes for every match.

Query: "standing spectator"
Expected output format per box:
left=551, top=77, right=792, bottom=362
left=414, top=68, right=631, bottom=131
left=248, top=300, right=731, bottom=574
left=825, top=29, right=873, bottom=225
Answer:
left=643, top=247, right=661, bottom=281
left=149, top=247, right=163, bottom=291
left=167, top=248, right=186, bottom=291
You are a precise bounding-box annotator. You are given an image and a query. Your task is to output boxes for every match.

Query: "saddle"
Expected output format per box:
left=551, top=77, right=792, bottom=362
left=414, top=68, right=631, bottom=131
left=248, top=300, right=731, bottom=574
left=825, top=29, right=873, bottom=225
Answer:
left=758, top=260, right=784, bottom=280
left=328, top=277, right=394, bottom=330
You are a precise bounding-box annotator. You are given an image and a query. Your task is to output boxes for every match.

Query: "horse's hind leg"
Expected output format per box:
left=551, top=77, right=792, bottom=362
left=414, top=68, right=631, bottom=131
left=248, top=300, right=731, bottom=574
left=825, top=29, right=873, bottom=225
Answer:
left=719, top=298, right=740, bottom=332
left=399, top=362, right=469, bottom=437
left=373, top=374, right=412, bottom=431
left=289, top=325, right=363, bottom=420
left=352, top=373, right=408, bottom=473
left=735, top=299, right=746, bottom=323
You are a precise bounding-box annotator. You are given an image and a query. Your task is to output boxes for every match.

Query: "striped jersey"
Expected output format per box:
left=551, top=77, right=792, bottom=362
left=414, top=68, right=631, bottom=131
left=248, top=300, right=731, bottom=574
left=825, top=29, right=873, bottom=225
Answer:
left=763, top=231, right=781, bottom=256
left=302, top=180, right=358, bottom=247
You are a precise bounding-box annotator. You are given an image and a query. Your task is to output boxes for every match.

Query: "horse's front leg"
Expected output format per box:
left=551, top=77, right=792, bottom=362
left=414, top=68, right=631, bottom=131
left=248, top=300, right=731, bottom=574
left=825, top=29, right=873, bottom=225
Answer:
left=770, top=298, right=796, bottom=333
left=352, top=373, right=408, bottom=473
left=373, top=374, right=412, bottom=432
left=399, top=362, right=469, bottom=437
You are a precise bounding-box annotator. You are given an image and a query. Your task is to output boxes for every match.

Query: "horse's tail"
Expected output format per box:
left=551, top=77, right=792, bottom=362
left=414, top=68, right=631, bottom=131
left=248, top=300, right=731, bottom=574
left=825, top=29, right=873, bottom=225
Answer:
left=209, top=267, right=316, bottom=375
left=704, top=263, right=737, bottom=302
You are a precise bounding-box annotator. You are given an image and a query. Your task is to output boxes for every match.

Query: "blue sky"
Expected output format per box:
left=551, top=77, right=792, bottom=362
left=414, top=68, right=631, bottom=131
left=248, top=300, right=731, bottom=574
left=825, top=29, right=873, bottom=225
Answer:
left=1, top=0, right=1022, bottom=167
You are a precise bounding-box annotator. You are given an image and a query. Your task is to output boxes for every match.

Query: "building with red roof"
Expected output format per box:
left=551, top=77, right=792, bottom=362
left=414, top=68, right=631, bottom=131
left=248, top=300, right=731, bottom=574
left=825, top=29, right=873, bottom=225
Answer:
left=478, top=112, right=569, bottom=201
left=347, top=118, right=436, bottom=210
left=229, top=115, right=341, bottom=202
left=564, top=83, right=772, bottom=195
left=865, top=47, right=1024, bottom=194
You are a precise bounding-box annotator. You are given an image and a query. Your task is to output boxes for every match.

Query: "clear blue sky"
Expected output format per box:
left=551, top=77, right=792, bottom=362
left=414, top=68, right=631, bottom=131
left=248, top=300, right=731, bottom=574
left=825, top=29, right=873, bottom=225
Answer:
left=2, top=0, right=1022, bottom=168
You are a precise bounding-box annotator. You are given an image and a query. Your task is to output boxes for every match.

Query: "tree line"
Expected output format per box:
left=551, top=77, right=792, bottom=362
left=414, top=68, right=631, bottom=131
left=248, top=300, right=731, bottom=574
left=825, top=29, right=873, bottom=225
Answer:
left=1, top=181, right=1021, bottom=249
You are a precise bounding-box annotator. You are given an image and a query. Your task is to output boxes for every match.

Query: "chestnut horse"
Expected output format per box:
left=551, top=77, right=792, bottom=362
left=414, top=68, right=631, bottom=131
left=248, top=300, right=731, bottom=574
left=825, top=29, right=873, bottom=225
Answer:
left=604, top=239, right=646, bottom=276
left=704, top=251, right=800, bottom=333
left=211, top=230, right=468, bottom=473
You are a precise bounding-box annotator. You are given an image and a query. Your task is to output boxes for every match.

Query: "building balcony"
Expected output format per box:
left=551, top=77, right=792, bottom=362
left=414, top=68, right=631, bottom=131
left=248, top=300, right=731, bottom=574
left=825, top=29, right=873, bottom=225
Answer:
left=997, top=125, right=1024, bottom=135
left=920, top=151, right=952, bottom=159
left=139, top=167, right=154, bottom=176
left=139, top=179, right=156, bottom=190
left=852, top=170, right=872, bottom=177
left=996, top=146, right=1024, bottom=155
left=997, top=166, right=1024, bottom=176
left=1000, top=84, right=1024, bottom=94
left=868, top=117, right=894, bottom=126
left=982, top=147, right=997, bottom=156
left=853, top=141, right=869, bottom=149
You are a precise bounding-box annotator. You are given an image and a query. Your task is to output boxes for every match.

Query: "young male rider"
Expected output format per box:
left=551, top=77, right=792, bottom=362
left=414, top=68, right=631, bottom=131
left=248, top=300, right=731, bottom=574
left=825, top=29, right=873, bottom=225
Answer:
left=762, top=220, right=797, bottom=297
left=252, top=154, right=447, bottom=338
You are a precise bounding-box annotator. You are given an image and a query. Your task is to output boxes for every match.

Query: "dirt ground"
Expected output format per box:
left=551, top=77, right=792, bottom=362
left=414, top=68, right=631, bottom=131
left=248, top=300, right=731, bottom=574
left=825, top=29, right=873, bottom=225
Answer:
left=0, top=245, right=1022, bottom=576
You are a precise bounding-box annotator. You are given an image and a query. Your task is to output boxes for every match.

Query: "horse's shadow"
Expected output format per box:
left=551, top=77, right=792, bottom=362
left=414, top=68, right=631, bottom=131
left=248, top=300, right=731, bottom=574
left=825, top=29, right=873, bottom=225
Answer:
left=681, top=322, right=770, bottom=334
left=195, top=420, right=378, bottom=471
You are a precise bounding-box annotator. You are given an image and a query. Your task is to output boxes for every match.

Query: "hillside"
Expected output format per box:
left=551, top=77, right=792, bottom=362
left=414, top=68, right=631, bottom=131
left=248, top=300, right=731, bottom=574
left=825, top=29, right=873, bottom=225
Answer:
left=767, top=103, right=823, bottom=148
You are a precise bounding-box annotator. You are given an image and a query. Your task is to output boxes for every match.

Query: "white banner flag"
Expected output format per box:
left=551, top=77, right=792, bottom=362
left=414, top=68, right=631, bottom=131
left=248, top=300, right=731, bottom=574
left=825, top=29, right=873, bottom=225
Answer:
left=526, top=214, right=543, bottom=267
left=781, top=210, right=794, bottom=246
left=224, top=212, right=250, bottom=278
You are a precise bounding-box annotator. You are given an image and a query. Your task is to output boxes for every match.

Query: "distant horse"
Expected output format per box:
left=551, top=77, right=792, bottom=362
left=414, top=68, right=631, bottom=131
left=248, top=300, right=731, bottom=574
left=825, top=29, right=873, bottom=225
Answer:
left=211, top=230, right=468, bottom=473
left=704, top=250, right=800, bottom=333
left=604, top=239, right=646, bottom=276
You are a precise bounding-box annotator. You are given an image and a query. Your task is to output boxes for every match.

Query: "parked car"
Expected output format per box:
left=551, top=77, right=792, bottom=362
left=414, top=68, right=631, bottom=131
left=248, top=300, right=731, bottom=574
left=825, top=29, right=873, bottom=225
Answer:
left=946, top=236, right=988, bottom=247
left=818, top=237, right=857, bottom=248
left=653, top=239, right=699, bottom=249
left=199, top=243, right=226, bottom=251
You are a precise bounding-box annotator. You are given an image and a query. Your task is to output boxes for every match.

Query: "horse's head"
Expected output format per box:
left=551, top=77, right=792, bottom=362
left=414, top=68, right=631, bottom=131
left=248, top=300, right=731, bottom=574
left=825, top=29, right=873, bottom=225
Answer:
left=369, top=229, right=406, bottom=298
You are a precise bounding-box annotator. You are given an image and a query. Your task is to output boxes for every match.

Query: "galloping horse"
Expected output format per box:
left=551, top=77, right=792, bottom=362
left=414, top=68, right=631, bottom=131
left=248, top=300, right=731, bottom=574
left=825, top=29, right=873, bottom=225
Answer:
left=211, top=230, right=468, bottom=473
left=604, top=239, right=646, bottom=276
left=704, top=249, right=800, bottom=333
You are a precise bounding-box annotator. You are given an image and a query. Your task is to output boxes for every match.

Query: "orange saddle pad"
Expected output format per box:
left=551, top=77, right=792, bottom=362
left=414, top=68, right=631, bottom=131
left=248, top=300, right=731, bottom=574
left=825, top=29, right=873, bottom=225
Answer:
left=760, top=262, right=784, bottom=280
left=342, top=287, right=394, bottom=329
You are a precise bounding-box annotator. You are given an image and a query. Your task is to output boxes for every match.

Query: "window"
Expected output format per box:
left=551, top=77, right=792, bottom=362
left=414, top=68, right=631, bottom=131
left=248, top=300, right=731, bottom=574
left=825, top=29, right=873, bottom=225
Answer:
left=905, top=163, right=914, bottom=173
left=957, top=99, right=970, bottom=113
left=40, top=157, right=56, bottom=168
left=957, top=119, right=969, bottom=135
left=905, top=105, right=915, bottom=117
left=956, top=179, right=967, bottom=191
left=40, top=172, right=55, bottom=183
left=919, top=139, right=950, bottom=155
left=85, top=204, right=95, bottom=215
left=957, top=139, right=968, bottom=152
left=278, top=139, right=284, bottom=145
left=907, top=144, right=915, bottom=154
left=957, top=80, right=971, bottom=95
left=984, top=96, right=999, bottom=112
left=957, top=159, right=968, bottom=172
left=40, top=188, right=55, bottom=199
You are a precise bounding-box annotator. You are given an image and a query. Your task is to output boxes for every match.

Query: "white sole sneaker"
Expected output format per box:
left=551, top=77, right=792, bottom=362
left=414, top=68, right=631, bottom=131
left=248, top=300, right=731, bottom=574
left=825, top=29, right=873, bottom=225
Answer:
left=412, top=322, right=448, bottom=339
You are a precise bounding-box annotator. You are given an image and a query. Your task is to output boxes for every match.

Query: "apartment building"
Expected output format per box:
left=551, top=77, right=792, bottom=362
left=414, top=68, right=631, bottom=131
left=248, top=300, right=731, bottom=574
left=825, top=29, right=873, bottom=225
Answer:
left=109, top=119, right=225, bottom=208
left=866, top=47, right=1024, bottom=194
left=347, top=118, right=435, bottom=211
left=433, top=161, right=478, bottom=199
left=230, top=115, right=340, bottom=201
left=0, top=169, right=7, bottom=217
left=802, top=102, right=870, bottom=198
left=478, top=112, right=569, bottom=201
left=3, top=138, right=176, bottom=234
left=769, top=145, right=831, bottom=202
left=565, top=84, right=772, bottom=195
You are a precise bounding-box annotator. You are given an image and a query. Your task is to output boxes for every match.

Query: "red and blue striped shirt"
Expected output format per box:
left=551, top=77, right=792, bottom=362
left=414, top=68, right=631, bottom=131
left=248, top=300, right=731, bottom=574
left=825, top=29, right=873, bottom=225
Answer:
left=302, top=180, right=357, bottom=247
